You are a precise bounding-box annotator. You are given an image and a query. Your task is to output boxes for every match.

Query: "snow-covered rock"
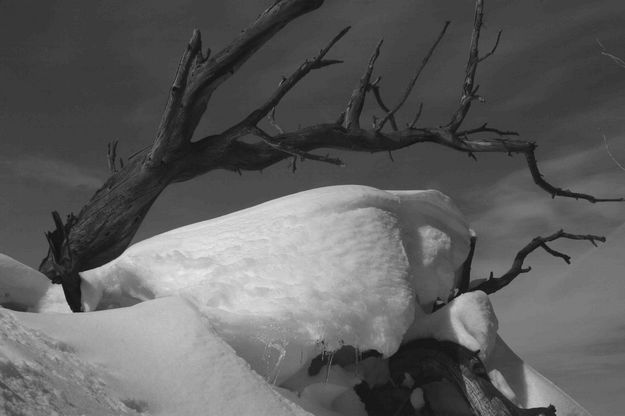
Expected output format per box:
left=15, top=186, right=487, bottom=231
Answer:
left=76, top=185, right=471, bottom=382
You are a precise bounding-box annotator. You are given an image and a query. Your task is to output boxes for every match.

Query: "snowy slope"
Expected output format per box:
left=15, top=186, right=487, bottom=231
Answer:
left=78, top=185, right=471, bottom=382
left=487, top=336, right=591, bottom=416
left=0, top=253, right=69, bottom=313
left=4, top=297, right=312, bottom=416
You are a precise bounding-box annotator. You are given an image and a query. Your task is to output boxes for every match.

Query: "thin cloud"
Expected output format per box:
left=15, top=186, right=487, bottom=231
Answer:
left=0, top=155, right=103, bottom=190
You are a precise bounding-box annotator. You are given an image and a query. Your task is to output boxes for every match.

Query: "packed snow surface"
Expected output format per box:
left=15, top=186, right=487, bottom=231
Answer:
left=78, top=185, right=472, bottom=381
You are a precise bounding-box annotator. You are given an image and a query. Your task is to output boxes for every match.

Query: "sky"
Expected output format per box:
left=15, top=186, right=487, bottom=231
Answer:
left=1, top=0, right=624, bottom=414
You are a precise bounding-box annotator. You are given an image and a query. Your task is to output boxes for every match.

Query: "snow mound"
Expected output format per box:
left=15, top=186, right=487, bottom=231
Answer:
left=77, top=185, right=471, bottom=381
left=0, top=307, right=138, bottom=415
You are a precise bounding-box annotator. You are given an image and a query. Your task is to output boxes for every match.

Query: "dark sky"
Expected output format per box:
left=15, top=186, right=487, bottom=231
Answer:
left=1, top=1, right=624, bottom=414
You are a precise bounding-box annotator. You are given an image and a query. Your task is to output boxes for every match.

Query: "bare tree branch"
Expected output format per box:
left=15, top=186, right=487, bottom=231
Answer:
left=377, top=21, right=450, bottom=131
left=448, top=0, right=486, bottom=132
left=147, top=0, right=327, bottom=167
left=470, top=230, right=606, bottom=295
left=408, top=103, right=424, bottom=129
left=524, top=147, right=624, bottom=202
left=367, top=76, right=399, bottom=131
left=343, top=39, right=384, bottom=129
left=267, top=105, right=285, bottom=134
left=228, top=26, right=349, bottom=139
left=107, top=140, right=119, bottom=173
left=251, top=126, right=344, bottom=167
left=479, top=30, right=502, bottom=62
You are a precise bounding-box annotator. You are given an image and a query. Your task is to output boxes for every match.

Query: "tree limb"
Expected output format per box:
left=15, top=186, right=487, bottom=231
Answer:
left=448, top=0, right=486, bottom=132
left=471, top=230, right=606, bottom=295
left=147, top=0, right=326, bottom=167
left=107, top=140, right=119, bottom=173
left=376, top=21, right=450, bottom=132
left=367, top=76, right=398, bottom=131
left=343, top=39, right=383, bottom=130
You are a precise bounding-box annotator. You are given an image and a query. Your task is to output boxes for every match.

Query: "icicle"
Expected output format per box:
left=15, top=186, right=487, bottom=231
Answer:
left=324, top=351, right=334, bottom=383
left=261, top=338, right=272, bottom=382
left=266, top=340, right=288, bottom=385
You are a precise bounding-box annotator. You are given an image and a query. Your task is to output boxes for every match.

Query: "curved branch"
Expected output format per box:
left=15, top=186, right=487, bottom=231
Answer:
left=367, top=76, right=399, bottom=131
left=471, top=230, right=606, bottom=295
left=525, top=147, right=624, bottom=202
left=230, top=25, right=350, bottom=137
left=185, top=125, right=624, bottom=203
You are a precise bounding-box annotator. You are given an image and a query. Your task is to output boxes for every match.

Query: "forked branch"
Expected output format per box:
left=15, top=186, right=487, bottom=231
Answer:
left=367, top=76, right=398, bottom=131
left=231, top=26, right=350, bottom=137
left=471, top=230, right=606, bottom=295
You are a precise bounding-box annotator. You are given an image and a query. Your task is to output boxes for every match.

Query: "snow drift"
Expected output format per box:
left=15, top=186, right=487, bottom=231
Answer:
left=1, top=296, right=311, bottom=416
left=0, top=185, right=593, bottom=415
left=77, top=185, right=474, bottom=382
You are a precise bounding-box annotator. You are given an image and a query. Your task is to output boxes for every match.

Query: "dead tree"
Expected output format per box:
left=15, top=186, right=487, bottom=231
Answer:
left=35, top=1, right=621, bottom=413
left=39, top=0, right=621, bottom=312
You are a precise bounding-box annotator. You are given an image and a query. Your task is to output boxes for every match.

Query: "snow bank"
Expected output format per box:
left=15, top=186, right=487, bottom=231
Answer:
left=487, top=336, right=592, bottom=416
left=0, top=253, right=69, bottom=313
left=77, top=185, right=471, bottom=381
left=6, top=297, right=312, bottom=416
